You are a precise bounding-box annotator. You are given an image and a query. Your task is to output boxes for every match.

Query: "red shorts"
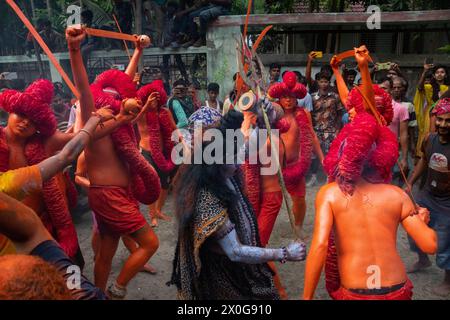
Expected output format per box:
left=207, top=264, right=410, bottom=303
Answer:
left=88, top=185, right=147, bottom=236
left=330, top=279, right=413, bottom=300
left=256, top=191, right=283, bottom=247
left=287, top=177, right=306, bottom=198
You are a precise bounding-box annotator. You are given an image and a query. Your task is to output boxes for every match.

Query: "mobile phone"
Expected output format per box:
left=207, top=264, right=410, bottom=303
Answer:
left=425, top=57, right=434, bottom=65
left=313, top=51, right=323, bottom=59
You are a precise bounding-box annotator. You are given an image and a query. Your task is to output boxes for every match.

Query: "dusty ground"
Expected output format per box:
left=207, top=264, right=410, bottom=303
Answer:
left=73, top=183, right=449, bottom=300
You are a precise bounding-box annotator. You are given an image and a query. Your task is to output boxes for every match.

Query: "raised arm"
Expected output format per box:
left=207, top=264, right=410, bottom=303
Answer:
left=417, top=60, right=434, bottom=92
left=355, top=46, right=375, bottom=113
left=125, top=42, right=144, bottom=78
left=330, top=55, right=349, bottom=106
left=303, top=185, right=334, bottom=300
left=66, top=27, right=94, bottom=125
left=305, top=51, right=317, bottom=89
left=216, top=219, right=306, bottom=264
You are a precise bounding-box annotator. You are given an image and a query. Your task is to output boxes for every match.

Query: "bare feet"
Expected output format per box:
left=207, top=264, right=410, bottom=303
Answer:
left=407, top=258, right=432, bottom=273
left=140, top=262, right=157, bottom=275
left=151, top=217, right=158, bottom=228
left=432, top=282, right=450, bottom=297
left=154, top=210, right=172, bottom=222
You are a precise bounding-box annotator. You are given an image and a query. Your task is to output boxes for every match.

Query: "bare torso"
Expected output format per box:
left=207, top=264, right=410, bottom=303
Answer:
left=137, top=116, right=163, bottom=153
left=326, top=181, right=407, bottom=289
left=85, top=136, right=129, bottom=187
left=280, top=112, right=300, bottom=165
left=261, top=135, right=284, bottom=193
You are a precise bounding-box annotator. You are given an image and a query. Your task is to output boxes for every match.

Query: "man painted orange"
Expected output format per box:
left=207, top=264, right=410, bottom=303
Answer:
left=137, top=81, right=177, bottom=227
left=303, top=46, right=438, bottom=300
left=67, top=26, right=161, bottom=299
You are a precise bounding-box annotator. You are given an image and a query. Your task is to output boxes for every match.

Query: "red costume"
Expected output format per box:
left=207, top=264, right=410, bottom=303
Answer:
left=322, top=85, right=407, bottom=300
left=243, top=72, right=312, bottom=247
left=137, top=80, right=177, bottom=177
left=0, top=80, right=79, bottom=259
left=269, top=72, right=313, bottom=197
left=90, top=70, right=161, bottom=206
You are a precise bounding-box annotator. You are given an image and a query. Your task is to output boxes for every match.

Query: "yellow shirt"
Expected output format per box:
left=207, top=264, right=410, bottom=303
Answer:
left=414, top=84, right=449, bottom=157
left=0, top=165, right=42, bottom=256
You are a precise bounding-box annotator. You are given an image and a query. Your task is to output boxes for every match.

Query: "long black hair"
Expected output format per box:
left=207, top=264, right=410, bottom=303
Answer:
left=173, top=110, right=245, bottom=228
left=431, top=65, right=449, bottom=102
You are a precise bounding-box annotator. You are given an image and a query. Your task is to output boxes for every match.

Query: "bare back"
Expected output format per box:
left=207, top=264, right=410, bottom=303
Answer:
left=329, top=181, right=410, bottom=289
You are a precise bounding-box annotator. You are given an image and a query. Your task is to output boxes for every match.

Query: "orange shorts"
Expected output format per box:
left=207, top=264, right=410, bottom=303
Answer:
left=88, top=186, right=147, bottom=236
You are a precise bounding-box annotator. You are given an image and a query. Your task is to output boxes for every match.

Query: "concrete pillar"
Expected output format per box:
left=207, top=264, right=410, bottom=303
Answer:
left=207, top=24, right=242, bottom=99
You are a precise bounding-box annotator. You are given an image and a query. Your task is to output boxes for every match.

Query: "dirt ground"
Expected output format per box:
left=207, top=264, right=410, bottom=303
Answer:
left=74, top=183, right=449, bottom=300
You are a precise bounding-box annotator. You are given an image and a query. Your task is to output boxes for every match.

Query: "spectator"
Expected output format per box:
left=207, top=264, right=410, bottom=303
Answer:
left=188, top=82, right=202, bottom=110
left=38, top=19, right=64, bottom=52
left=414, top=63, right=449, bottom=159
left=168, top=79, right=195, bottom=128
left=114, top=0, right=134, bottom=35
left=393, top=77, right=418, bottom=163
left=205, top=82, right=223, bottom=112
left=378, top=76, right=409, bottom=186
left=143, top=0, right=165, bottom=47
left=184, top=0, right=232, bottom=48
left=406, top=98, right=450, bottom=297
left=343, top=69, right=357, bottom=90
left=52, top=94, right=71, bottom=132
left=307, top=71, right=345, bottom=187
left=269, top=63, right=281, bottom=86
left=292, top=71, right=312, bottom=112
left=306, top=52, right=334, bottom=94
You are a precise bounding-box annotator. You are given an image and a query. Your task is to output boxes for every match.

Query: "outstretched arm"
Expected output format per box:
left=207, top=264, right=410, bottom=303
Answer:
left=401, top=195, right=437, bottom=254
left=216, top=219, right=306, bottom=264
left=303, top=185, right=334, bottom=300
left=38, top=109, right=114, bottom=182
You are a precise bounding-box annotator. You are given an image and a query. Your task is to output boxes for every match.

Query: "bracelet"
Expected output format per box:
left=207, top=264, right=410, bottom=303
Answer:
left=79, top=129, right=93, bottom=140
left=280, top=247, right=288, bottom=264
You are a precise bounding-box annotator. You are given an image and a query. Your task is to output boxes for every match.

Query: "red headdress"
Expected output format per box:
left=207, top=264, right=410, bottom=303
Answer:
left=91, top=70, right=161, bottom=204
left=243, top=72, right=312, bottom=215
left=268, top=71, right=307, bottom=100
left=433, top=98, right=450, bottom=115
left=346, top=84, right=394, bottom=126
left=0, top=79, right=56, bottom=137
left=137, top=80, right=168, bottom=106
left=137, top=81, right=176, bottom=174
left=323, top=113, right=398, bottom=195
left=0, top=80, right=79, bottom=258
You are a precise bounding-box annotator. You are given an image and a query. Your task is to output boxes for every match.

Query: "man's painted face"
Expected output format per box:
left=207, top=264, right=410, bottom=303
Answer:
left=7, top=113, right=37, bottom=138
left=279, top=95, right=297, bottom=110
left=434, top=68, right=447, bottom=82
left=436, top=113, right=450, bottom=137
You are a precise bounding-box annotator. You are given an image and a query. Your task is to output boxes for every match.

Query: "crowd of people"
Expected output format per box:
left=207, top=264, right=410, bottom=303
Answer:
left=0, top=15, right=449, bottom=301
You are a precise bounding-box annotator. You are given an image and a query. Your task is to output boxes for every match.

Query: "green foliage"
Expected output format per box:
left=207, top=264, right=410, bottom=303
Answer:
left=438, top=44, right=450, bottom=54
